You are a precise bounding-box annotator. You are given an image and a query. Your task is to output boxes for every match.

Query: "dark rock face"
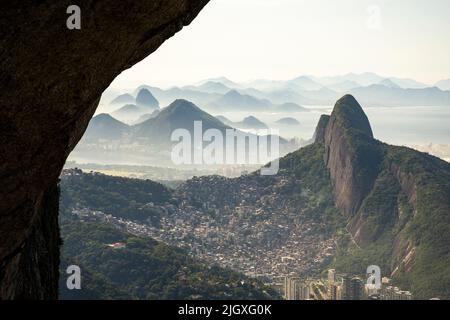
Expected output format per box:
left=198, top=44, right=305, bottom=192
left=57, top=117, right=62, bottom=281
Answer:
left=0, top=185, right=60, bottom=299
left=323, top=95, right=383, bottom=217
left=0, top=0, right=209, bottom=299
left=313, top=114, right=330, bottom=143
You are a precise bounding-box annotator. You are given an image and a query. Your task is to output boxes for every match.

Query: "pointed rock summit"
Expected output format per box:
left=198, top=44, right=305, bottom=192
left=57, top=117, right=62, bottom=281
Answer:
left=313, top=115, right=330, bottom=143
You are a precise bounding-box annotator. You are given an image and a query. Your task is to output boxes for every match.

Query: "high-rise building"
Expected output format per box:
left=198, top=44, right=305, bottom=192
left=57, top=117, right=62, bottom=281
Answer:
left=329, top=284, right=338, bottom=300
left=328, top=269, right=337, bottom=300
left=284, top=277, right=301, bottom=300
left=294, top=281, right=310, bottom=300
left=283, top=277, right=311, bottom=300
left=350, top=277, right=363, bottom=300
left=336, top=283, right=342, bottom=300
left=328, top=269, right=336, bottom=285
left=341, top=275, right=351, bottom=300
left=283, top=277, right=291, bottom=300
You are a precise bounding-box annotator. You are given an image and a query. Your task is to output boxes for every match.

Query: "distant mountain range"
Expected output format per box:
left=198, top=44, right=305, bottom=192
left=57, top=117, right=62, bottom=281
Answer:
left=111, top=104, right=151, bottom=124
left=110, top=89, right=160, bottom=109
left=183, top=81, right=231, bottom=94
left=108, top=89, right=160, bottom=124
left=103, top=73, right=449, bottom=114
left=109, top=93, right=135, bottom=105
left=310, top=73, right=428, bottom=89
left=133, top=85, right=221, bottom=108
left=136, top=88, right=159, bottom=109
left=216, top=115, right=268, bottom=130
left=133, top=99, right=232, bottom=143
left=276, top=102, right=309, bottom=112
left=435, top=79, right=450, bottom=91
left=236, top=116, right=268, bottom=130
left=275, top=117, right=300, bottom=126
left=133, top=110, right=160, bottom=125
left=75, top=99, right=298, bottom=165
left=84, top=113, right=129, bottom=141
left=349, top=85, right=450, bottom=106
left=209, top=90, right=273, bottom=111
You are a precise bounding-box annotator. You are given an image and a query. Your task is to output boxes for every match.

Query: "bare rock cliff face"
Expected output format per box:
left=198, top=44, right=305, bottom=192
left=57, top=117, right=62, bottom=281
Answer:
left=0, top=0, right=209, bottom=299
left=323, top=95, right=383, bottom=217
left=319, top=95, right=450, bottom=298
left=312, top=114, right=330, bottom=144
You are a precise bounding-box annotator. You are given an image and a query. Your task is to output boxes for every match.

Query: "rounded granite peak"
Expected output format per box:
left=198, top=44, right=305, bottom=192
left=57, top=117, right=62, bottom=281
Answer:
left=323, top=95, right=382, bottom=217
left=331, top=94, right=373, bottom=138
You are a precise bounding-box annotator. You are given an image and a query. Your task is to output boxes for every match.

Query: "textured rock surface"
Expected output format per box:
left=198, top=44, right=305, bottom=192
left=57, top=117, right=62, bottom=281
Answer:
left=0, top=0, right=209, bottom=299
left=0, top=185, right=60, bottom=299
left=313, top=114, right=330, bottom=143
left=323, top=95, right=383, bottom=217
left=321, top=95, right=450, bottom=298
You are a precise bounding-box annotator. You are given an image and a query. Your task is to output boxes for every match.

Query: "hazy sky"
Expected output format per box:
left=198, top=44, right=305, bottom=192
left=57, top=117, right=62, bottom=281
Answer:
left=110, top=0, right=450, bottom=89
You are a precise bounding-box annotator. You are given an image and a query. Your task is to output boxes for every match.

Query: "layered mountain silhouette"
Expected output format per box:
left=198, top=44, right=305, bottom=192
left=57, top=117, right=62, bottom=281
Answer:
left=79, top=100, right=294, bottom=163
left=111, top=104, right=149, bottom=124
left=109, top=93, right=135, bottom=105
left=435, top=78, right=450, bottom=91
left=197, top=77, right=242, bottom=89
left=132, top=110, right=160, bottom=125
left=134, top=85, right=220, bottom=108
left=234, top=116, right=268, bottom=130
left=275, top=117, right=300, bottom=126
left=104, top=73, right=450, bottom=116
left=184, top=81, right=232, bottom=94
left=276, top=102, right=309, bottom=112
left=136, top=88, right=159, bottom=109
left=349, top=85, right=450, bottom=106
left=84, top=113, right=129, bottom=141
left=215, top=115, right=232, bottom=126
left=108, top=89, right=160, bottom=123
left=378, top=78, right=401, bottom=89
left=289, top=75, right=324, bottom=91
left=133, top=99, right=231, bottom=142
left=209, top=90, right=273, bottom=111
left=215, top=115, right=268, bottom=130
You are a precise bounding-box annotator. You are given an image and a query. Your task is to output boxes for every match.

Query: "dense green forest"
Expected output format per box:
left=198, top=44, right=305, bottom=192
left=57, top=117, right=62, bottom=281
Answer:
left=60, top=170, right=175, bottom=225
